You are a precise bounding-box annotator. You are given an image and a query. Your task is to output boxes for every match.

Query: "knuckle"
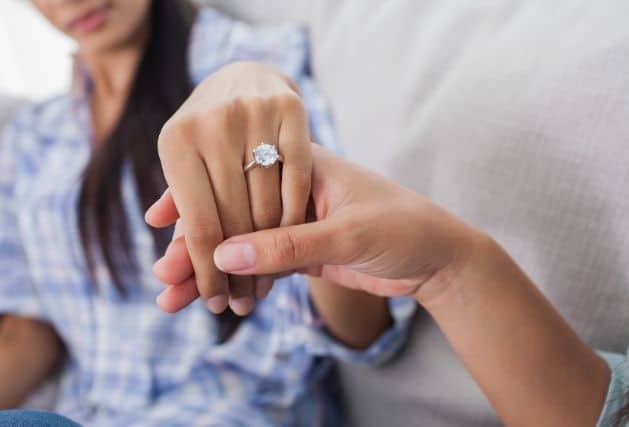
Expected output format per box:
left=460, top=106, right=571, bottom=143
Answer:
left=158, top=115, right=197, bottom=155
left=157, top=121, right=178, bottom=156
left=224, top=97, right=246, bottom=118
left=186, top=222, right=222, bottom=248
left=205, top=106, right=233, bottom=133
left=270, top=230, right=300, bottom=266
left=246, top=95, right=269, bottom=111
left=203, top=104, right=242, bottom=143
left=274, top=92, right=303, bottom=112
left=236, top=95, right=272, bottom=119
left=169, top=107, right=238, bottom=155
left=207, top=112, right=234, bottom=146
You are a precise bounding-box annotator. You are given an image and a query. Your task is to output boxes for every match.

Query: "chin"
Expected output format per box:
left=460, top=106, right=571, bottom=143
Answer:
left=78, top=28, right=138, bottom=54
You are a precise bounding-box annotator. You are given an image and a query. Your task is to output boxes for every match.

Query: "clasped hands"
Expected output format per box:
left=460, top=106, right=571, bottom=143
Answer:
left=145, top=62, right=484, bottom=316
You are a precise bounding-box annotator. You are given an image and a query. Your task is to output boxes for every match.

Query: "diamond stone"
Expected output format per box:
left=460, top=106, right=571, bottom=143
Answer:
left=253, top=143, right=279, bottom=168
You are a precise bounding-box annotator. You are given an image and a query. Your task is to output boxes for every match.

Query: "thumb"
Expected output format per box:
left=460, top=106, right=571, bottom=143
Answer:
left=213, top=218, right=344, bottom=276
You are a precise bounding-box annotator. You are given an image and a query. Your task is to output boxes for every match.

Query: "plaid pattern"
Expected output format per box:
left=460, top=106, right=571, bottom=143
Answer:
left=0, top=9, right=415, bottom=427
left=596, top=351, right=629, bottom=427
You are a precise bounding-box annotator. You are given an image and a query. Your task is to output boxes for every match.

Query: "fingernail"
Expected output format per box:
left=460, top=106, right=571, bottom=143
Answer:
left=229, top=296, right=255, bottom=316
left=144, top=212, right=150, bottom=224
left=145, top=191, right=168, bottom=223
left=153, top=255, right=166, bottom=271
left=207, top=295, right=228, bottom=314
left=214, top=243, right=256, bottom=272
left=156, top=291, right=166, bottom=306
left=144, top=205, right=154, bottom=224
left=256, top=277, right=274, bottom=299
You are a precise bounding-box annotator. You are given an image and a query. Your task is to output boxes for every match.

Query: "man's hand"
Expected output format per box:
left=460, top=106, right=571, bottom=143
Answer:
left=148, top=145, right=612, bottom=427
left=147, top=144, right=481, bottom=307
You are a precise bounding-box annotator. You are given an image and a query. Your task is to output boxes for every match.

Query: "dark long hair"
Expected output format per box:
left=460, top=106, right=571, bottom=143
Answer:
left=78, top=0, right=241, bottom=341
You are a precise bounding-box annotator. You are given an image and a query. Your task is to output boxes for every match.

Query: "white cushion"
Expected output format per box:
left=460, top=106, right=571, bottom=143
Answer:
left=205, top=2, right=629, bottom=426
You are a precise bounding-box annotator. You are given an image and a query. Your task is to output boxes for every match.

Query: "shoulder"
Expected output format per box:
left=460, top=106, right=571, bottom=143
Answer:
left=1, top=95, right=74, bottom=165
left=6, top=95, right=73, bottom=138
left=188, top=8, right=310, bottom=85
left=0, top=96, right=24, bottom=125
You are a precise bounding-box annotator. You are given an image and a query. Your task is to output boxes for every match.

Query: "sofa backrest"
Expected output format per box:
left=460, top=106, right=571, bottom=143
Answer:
left=210, top=2, right=629, bottom=426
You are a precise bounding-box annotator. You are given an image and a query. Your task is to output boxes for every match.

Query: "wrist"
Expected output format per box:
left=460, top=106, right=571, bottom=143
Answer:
left=412, top=228, right=611, bottom=426
left=221, top=61, right=300, bottom=94
left=412, top=226, right=502, bottom=309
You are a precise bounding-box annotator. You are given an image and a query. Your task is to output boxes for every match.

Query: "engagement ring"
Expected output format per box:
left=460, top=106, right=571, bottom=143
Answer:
left=244, top=142, right=283, bottom=172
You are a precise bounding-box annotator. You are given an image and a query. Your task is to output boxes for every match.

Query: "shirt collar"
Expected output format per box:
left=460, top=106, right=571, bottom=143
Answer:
left=69, top=54, right=93, bottom=139
left=71, top=54, right=93, bottom=105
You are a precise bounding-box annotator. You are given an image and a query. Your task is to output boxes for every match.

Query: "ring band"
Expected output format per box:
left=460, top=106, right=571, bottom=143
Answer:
left=244, top=142, right=283, bottom=172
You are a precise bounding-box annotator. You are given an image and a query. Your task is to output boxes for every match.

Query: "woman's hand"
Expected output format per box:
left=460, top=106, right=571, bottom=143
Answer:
left=151, top=61, right=312, bottom=316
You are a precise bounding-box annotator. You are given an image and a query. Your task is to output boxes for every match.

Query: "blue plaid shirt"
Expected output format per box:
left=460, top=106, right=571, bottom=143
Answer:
left=0, top=9, right=415, bottom=427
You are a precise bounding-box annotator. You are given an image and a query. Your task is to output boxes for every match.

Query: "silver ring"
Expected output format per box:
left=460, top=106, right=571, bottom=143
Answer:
left=244, top=142, right=283, bottom=173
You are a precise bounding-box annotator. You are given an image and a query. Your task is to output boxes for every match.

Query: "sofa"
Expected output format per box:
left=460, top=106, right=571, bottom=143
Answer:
left=205, top=1, right=629, bottom=426
left=4, top=1, right=629, bottom=425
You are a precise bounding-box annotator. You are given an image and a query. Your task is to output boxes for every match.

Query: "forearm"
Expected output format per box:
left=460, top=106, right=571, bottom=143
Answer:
left=417, top=234, right=609, bottom=427
left=309, top=277, right=392, bottom=349
left=0, top=316, right=63, bottom=409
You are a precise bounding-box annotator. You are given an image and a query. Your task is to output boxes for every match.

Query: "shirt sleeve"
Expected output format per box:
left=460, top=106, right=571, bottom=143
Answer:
left=188, top=8, right=341, bottom=153
left=0, top=113, right=47, bottom=321
left=188, top=9, right=311, bottom=85
left=275, top=274, right=417, bottom=366
left=596, top=349, right=629, bottom=427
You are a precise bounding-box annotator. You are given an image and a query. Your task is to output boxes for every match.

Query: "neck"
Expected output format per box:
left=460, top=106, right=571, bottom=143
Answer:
left=80, top=24, right=150, bottom=99
left=79, top=21, right=150, bottom=143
